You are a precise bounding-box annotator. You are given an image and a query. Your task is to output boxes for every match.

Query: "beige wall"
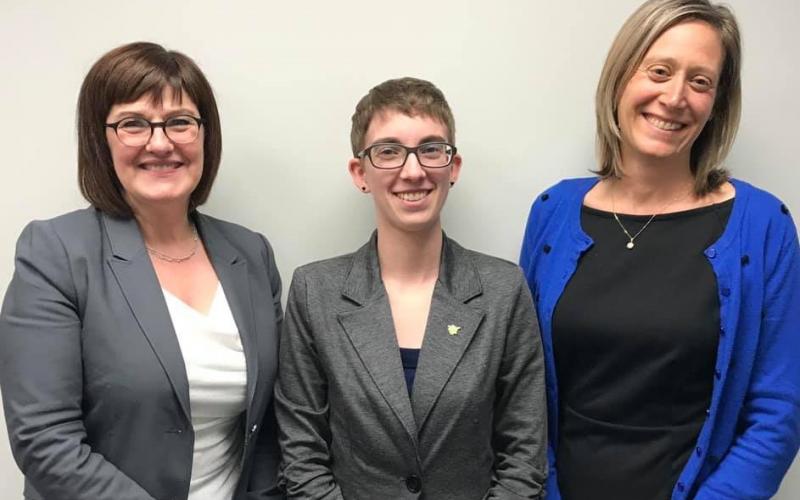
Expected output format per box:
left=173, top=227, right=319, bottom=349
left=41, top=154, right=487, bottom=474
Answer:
left=1, top=0, right=798, bottom=497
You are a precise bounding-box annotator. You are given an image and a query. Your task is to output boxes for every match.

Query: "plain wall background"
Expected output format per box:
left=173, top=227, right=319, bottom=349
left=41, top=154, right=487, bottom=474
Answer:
left=1, top=0, right=798, bottom=496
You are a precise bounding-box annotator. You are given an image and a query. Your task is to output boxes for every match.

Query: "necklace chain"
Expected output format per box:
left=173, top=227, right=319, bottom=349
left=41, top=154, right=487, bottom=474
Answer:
left=610, top=182, right=691, bottom=250
left=146, top=226, right=199, bottom=263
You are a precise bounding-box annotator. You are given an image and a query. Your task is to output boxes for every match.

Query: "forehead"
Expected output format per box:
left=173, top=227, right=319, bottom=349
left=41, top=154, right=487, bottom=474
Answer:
left=644, top=20, right=724, bottom=72
left=364, top=110, right=449, bottom=145
left=107, top=87, right=198, bottom=118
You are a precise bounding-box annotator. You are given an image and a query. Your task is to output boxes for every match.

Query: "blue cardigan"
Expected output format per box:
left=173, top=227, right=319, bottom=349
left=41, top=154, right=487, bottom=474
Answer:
left=519, top=177, right=800, bottom=500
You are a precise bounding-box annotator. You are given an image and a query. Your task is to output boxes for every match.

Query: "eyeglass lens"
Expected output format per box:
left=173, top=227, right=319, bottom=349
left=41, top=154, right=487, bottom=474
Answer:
left=115, top=116, right=200, bottom=146
left=369, top=143, right=453, bottom=169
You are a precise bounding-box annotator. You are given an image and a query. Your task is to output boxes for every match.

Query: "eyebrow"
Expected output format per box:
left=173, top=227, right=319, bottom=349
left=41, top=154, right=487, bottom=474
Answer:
left=370, top=135, right=449, bottom=145
left=641, top=56, right=720, bottom=76
left=109, top=108, right=199, bottom=120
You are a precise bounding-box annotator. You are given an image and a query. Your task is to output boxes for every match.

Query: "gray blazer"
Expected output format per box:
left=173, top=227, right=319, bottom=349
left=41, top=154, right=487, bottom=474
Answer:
left=276, top=233, right=546, bottom=499
left=0, top=208, right=283, bottom=500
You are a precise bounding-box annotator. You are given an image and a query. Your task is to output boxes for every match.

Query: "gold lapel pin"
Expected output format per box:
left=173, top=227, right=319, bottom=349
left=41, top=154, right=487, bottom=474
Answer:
left=447, top=324, right=462, bottom=335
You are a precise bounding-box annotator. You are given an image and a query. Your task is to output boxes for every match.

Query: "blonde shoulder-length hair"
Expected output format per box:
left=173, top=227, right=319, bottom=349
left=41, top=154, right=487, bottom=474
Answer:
left=595, top=0, right=741, bottom=195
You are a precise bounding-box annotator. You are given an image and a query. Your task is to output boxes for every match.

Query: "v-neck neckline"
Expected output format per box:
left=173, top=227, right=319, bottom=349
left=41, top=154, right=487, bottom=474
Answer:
left=162, top=283, right=222, bottom=318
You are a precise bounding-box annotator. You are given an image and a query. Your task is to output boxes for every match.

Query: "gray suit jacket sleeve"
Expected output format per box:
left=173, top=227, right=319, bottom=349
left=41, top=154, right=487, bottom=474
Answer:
left=485, top=273, right=547, bottom=499
left=246, top=234, right=285, bottom=500
left=0, top=221, right=155, bottom=500
left=274, top=269, right=345, bottom=500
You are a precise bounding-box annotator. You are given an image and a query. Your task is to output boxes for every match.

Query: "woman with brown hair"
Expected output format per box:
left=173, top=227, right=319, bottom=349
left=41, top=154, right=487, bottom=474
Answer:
left=520, top=0, right=800, bottom=498
left=0, top=43, right=282, bottom=500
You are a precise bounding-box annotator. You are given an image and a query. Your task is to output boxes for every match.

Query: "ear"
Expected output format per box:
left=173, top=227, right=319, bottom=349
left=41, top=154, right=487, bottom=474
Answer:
left=449, top=153, right=463, bottom=185
left=348, top=157, right=368, bottom=192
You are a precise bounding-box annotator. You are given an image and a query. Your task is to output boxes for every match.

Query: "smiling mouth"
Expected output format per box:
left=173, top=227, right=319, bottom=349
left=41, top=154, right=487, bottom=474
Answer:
left=395, top=190, right=431, bottom=202
left=644, top=113, right=685, bottom=131
left=139, top=162, right=182, bottom=171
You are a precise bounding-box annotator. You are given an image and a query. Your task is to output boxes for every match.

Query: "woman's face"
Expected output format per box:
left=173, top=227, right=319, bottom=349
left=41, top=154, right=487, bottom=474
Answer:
left=348, top=110, right=461, bottom=235
left=106, top=87, right=204, bottom=214
left=617, top=20, right=724, bottom=166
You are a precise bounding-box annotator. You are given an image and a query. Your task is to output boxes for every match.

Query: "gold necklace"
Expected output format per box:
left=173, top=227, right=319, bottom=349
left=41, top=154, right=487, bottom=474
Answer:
left=145, top=226, right=199, bottom=263
left=610, top=183, right=691, bottom=250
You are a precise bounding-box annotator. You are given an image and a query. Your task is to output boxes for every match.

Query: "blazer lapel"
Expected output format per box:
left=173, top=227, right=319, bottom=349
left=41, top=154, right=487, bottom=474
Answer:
left=412, top=236, right=485, bottom=431
left=102, top=213, right=191, bottom=421
left=337, top=234, right=418, bottom=443
left=196, top=215, right=259, bottom=412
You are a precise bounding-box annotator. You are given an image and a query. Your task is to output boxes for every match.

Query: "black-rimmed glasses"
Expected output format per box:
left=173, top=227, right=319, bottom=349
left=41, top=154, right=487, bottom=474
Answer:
left=357, top=142, right=457, bottom=169
left=105, top=115, right=204, bottom=147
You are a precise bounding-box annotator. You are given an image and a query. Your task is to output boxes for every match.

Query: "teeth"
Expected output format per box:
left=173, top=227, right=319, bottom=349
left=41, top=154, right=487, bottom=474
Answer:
left=143, top=163, right=179, bottom=170
left=396, top=191, right=429, bottom=201
left=646, top=115, right=684, bottom=131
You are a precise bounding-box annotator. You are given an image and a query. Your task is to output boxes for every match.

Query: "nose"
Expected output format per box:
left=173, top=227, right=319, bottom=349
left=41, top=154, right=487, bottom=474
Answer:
left=145, top=126, right=175, bottom=154
left=399, top=151, right=426, bottom=180
left=660, top=78, right=688, bottom=109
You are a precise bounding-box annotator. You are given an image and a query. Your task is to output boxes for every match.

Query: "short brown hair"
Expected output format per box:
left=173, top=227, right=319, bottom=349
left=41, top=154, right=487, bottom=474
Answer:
left=350, top=77, right=456, bottom=155
left=77, top=42, right=222, bottom=217
left=595, top=0, right=741, bottom=195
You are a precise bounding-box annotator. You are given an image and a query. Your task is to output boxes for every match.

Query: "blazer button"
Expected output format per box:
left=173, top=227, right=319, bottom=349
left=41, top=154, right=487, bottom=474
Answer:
left=405, top=474, right=422, bottom=493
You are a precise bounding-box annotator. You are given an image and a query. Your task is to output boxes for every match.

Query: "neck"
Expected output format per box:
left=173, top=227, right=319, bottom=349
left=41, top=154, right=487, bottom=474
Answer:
left=376, top=223, right=442, bottom=284
left=132, top=202, right=194, bottom=246
left=615, top=147, right=695, bottom=209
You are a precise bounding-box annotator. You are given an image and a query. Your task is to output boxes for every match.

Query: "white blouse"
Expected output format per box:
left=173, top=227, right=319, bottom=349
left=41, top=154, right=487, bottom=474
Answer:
left=163, top=284, right=247, bottom=500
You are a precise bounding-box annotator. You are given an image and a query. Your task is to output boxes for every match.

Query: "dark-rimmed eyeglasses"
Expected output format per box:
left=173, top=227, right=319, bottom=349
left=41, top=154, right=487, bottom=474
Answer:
left=105, top=115, right=204, bottom=147
left=357, top=142, right=457, bottom=169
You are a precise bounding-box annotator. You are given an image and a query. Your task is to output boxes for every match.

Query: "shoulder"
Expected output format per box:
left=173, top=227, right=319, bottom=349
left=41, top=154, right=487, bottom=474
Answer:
left=16, top=207, right=103, bottom=253
left=196, top=212, right=280, bottom=269
left=292, top=251, right=355, bottom=285
left=448, top=238, right=526, bottom=290
left=526, top=177, right=596, bottom=222
left=731, top=179, right=797, bottom=237
left=197, top=212, right=265, bottom=246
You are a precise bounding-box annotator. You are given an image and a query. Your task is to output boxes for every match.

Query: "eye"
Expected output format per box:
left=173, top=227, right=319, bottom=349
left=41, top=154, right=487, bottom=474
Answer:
left=372, top=144, right=403, bottom=159
left=418, top=143, right=447, bottom=158
left=646, top=65, right=671, bottom=81
left=690, top=76, right=714, bottom=92
left=166, top=116, right=195, bottom=131
left=117, top=118, right=149, bottom=131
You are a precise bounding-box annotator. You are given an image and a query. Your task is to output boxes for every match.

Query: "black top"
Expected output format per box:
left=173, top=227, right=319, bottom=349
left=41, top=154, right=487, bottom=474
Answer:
left=552, top=199, right=733, bottom=500
left=399, top=347, right=421, bottom=396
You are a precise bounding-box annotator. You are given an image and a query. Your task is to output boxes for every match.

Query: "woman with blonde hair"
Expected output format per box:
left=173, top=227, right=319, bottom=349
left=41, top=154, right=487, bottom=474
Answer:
left=520, top=0, right=800, bottom=498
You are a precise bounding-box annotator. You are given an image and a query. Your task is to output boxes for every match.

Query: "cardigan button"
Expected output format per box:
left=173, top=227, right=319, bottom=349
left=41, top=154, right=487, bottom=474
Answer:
left=543, top=244, right=552, bottom=254
left=720, top=287, right=730, bottom=297
left=676, top=482, right=685, bottom=492
left=541, top=193, right=550, bottom=201
left=695, top=446, right=703, bottom=456
left=741, top=255, right=750, bottom=266
left=405, top=475, right=422, bottom=493
left=714, top=369, right=722, bottom=379
left=706, top=248, right=717, bottom=258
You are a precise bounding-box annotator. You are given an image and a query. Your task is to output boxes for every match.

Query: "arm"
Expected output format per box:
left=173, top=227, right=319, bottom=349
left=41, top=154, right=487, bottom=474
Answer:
left=485, top=272, right=548, bottom=499
left=519, top=196, right=560, bottom=500
left=274, top=270, right=344, bottom=500
left=694, top=213, right=800, bottom=499
left=0, top=221, right=155, bottom=500
left=247, top=234, right=285, bottom=499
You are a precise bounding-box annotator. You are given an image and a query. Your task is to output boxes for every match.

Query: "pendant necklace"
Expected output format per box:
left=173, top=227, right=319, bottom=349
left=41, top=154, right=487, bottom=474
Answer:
left=610, top=182, right=691, bottom=250
left=146, top=226, right=199, bottom=263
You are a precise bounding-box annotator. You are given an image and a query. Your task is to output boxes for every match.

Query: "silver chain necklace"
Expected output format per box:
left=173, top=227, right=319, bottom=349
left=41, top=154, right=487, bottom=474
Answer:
left=146, top=226, right=199, bottom=263
left=610, top=183, right=690, bottom=250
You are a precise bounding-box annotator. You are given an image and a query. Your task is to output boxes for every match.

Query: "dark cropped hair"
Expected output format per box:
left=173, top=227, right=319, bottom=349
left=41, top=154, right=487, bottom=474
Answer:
left=350, top=77, right=456, bottom=156
left=77, top=42, right=222, bottom=217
